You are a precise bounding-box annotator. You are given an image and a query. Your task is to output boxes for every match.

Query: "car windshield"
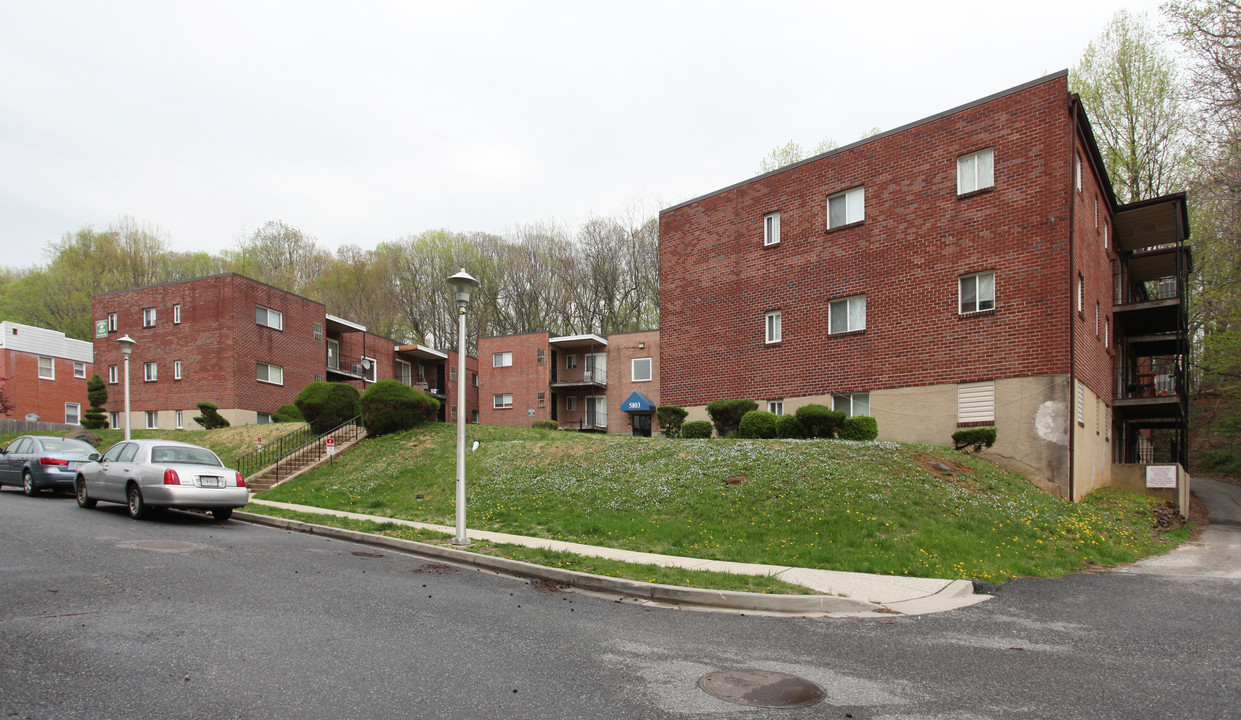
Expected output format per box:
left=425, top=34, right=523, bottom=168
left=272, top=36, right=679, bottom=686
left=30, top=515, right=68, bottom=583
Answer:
left=40, top=438, right=96, bottom=454
left=150, top=446, right=223, bottom=467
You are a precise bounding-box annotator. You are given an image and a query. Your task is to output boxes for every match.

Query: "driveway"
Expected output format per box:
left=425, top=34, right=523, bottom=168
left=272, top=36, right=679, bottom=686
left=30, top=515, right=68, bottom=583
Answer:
left=1114, top=477, right=1241, bottom=579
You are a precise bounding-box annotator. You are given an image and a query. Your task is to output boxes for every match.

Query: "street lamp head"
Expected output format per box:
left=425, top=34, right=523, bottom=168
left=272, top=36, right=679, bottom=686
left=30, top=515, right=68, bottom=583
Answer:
left=447, top=268, right=479, bottom=307
left=117, top=335, right=136, bottom=356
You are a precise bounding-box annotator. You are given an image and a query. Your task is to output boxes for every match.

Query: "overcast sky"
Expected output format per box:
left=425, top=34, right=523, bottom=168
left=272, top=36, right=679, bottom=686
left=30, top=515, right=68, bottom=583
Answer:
left=1, top=0, right=1167, bottom=270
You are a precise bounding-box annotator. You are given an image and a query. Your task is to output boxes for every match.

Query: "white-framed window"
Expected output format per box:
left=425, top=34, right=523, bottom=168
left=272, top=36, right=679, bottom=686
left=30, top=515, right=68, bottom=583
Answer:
left=472, top=410, right=479, bottom=423
left=258, top=412, right=272, bottom=424
left=256, top=305, right=283, bottom=330
left=108, top=365, right=118, bottom=384
left=396, top=359, right=412, bottom=385
left=493, top=393, right=513, bottom=409
left=960, top=271, right=995, bottom=314
left=1105, top=317, right=1111, bottom=349
left=143, top=308, right=156, bottom=327
left=257, top=362, right=284, bottom=385
left=361, top=356, right=377, bottom=383
left=537, top=348, right=545, bottom=365
left=1104, top=221, right=1110, bottom=250
left=450, top=366, right=457, bottom=381
left=537, top=391, right=545, bottom=408
left=827, top=186, right=865, bottom=228
left=764, top=212, right=781, bottom=246
left=173, top=304, right=181, bottom=324
left=829, top=295, right=866, bottom=334
left=107, top=312, right=117, bottom=332
left=109, top=412, right=119, bottom=428
left=313, top=323, right=323, bottom=342
left=1077, top=273, right=1084, bottom=313
left=74, top=361, right=87, bottom=379
left=833, top=392, right=871, bottom=417
left=38, top=356, right=54, bottom=380
left=493, top=351, right=513, bottom=368
left=765, top=311, right=782, bottom=344
left=632, top=357, right=652, bottom=382
left=143, top=362, right=157, bottom=382
left=958, top=381, right=995, bottom=424
left=1075, top=153, right=1083, bottom=191
left=451, top=405, right=457, bottom=419
left=146, top=411, right=158, bottom=430
left=173, top=360, right=182, bottom=380
left=767, top=400, right=784, bottom=415
left=416, top=363, right=426, bottom=380
left=957, top=148, right=994, bottom=194
left=566, top=354, right=578, bottom=369
left=65, top=402, right=81, bottom=425
left=472, top=373, right=479, bottom=387
left=566, top=396, right=578, bottom=411
left=176, top=410, right=183, bottom=429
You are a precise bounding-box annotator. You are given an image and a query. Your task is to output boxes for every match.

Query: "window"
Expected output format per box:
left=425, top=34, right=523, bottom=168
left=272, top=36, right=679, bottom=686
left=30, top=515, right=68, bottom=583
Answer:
left=1075, top=153, right=1083, bottom=191
left=327, top=339, right=340, bottom=370
left=65, top=403, right=81, bottom=425
left=764, top=212, right=781, bottom=246
left=109, top=365, right=118, bottom=384
left=827, top=186, right=865, bottom=228
left=765, top=311, right=782, bottom=344
left=416, top=363, right=426, bottom=380
left=493, top=393, right=513, bottom=409
left=566, top=354, right=578, bottom=369
left=173, top=304, right=181, bottom=324
left=144, top=362, right=157, bottom=382
left=472, top=410, right=479, bottom=424
left=174, top=360, right=182, bottom=380
left=143, top=308, right=156, bottom=327
left=566, top=396, right=578, bottom=411
left=256, top=362, right=284, bottom=385
left=450, top=366, right=457, bottom=381
left=1094, top=198, right=1099, bottom=228
left=38, top=356, right=54, bottom=380
left=1104, top=221, right=1110, bottom=250
left=537, top=348, right=545, bottom=365
left=768, top=400, right=784, bottom=416
left=493, top=351, right=513, bottom=368
left=146, top=411, right=158, bottom=430
left=472, top=373, right=479, bottom=387
left=957, top=148, right=994, bottom=194
left=829, top=295, right=866, bottom=334
left=258, top=413, right=272, bottom=424
left=256, top=306, right=283, bottom=330
left=176, top=410, right=183, bottom=429
left=1095, top=301, right=1101, bottom=337
left=109, top=412, right=120, bottom=428
left=313, top=323, right=323, bottom=342
left=107, top=313, right=117, bottom=332
left=537, top=391, right=545, bottom=408
left=74, top=361, right=86, bottom=379
left=833, top=393, right=871, bottom=417
left=958, top=381, right=995, bottom=424
left=960, top=271, right=995, bottom=314
left=632, top=357, right=652, bottom=382
left=361, top=356, right=377, bottom=383
left=396, top=360, right=412, bottom=385
left=451, top=405, right=457, bottom=419
left=1105, top=317, right=1111, bottom=349
left=1077, top=273, right=1084, bottom=313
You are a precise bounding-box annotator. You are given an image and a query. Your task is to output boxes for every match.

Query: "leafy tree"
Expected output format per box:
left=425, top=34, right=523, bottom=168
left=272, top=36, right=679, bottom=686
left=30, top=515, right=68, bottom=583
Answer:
left=225, top=220, right=331, bottom=296
left=82, top=374, right=109, bottom=429
left=757, top=138, right=839, bottom=174
left=0, top=374, right=13, bottom=417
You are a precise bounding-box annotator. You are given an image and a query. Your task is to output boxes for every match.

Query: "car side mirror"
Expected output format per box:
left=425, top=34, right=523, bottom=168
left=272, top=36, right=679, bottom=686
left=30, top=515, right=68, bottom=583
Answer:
left=90, top=453, right=101, bottom=462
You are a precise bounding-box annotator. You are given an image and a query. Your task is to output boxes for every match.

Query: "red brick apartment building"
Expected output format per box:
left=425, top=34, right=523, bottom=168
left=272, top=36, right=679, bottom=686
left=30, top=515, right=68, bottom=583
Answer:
left=92, top=274, right=477, bottom=430
left=478, top=329, right=661, bottom=436
left=659, top=71, right=1190, bottom=500
left=0, top=321, right=93, bottom=426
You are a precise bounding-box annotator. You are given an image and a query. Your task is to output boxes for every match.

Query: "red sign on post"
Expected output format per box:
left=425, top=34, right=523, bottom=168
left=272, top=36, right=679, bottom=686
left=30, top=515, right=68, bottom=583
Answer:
left=326, top=437, right=335, bottom=455
left=257, top=437, right=263, bottom=452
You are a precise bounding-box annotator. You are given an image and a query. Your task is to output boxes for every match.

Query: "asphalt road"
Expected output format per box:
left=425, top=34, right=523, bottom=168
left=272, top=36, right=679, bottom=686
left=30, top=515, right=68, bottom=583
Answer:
left=2, top=482, right=1239, bottom=720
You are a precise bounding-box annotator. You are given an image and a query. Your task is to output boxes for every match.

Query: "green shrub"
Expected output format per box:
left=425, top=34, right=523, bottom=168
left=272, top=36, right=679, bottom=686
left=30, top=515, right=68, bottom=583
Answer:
left=193, top=401, right=231, bottom=430
left=839, top=415, right=879, bottom=441
left=953, top=427, right=997, bottom=452
left=82, top=374, right=109, bottom=429
left=796, top=404, right=845, bottom=438
left=738, top=410, right=779, bottom=439
left=680, top=420, right=713, bottom=439
left=706, top=399, right=758, bottom=437
left=272, top=404, right=304, bottom=423
left=775, top=414, right=804, bottom=438
left=360, top=380, right=438, bottom=437
left=532, top=419, right=559, bottom=431
left=656, top=405, right=689, bottom=439
left=296, top=381, right=363, bottom=434
left=1205, top=449, right=1241, bottom=476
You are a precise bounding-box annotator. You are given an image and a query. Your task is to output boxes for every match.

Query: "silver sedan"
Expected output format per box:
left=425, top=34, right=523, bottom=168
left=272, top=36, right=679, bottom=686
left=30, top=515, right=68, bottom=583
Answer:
left=75, top=439, right=248, bottom=521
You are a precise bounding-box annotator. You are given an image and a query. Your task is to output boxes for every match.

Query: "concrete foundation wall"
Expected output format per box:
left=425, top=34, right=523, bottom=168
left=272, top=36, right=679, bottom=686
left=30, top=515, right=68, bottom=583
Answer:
left=1111, top=464, right=1190, bottom=512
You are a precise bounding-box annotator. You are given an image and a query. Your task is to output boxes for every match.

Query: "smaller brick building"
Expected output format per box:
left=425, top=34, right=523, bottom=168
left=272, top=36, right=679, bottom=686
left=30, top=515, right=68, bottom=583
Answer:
left=0, top=321, right=93, bottom=425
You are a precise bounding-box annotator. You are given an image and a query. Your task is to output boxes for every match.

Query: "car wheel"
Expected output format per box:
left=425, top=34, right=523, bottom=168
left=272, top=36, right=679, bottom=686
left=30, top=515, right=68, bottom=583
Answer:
left=127, top=485, right=149, bottom=520
left=211, top=507, right=233, bottom=522
left=76, top=478, right=97, bottom=509
left=22, top=471, right=39, bottom=497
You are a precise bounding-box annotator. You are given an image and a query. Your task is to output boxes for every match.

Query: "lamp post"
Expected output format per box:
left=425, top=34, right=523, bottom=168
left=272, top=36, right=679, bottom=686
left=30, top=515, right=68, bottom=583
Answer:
left=117, top=335, right=136, bottom=440
left=447, top=269, right=478, bottom=547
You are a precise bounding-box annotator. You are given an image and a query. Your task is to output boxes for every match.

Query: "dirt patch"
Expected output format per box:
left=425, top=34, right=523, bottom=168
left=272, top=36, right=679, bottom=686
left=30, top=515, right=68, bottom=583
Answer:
left=529, top=578, right=567, bottom=594
left=351, top=550, right=384, bottom=558
left=411, top=563, right=457, bottom=574
left=724, top=475, right=747, bottom=486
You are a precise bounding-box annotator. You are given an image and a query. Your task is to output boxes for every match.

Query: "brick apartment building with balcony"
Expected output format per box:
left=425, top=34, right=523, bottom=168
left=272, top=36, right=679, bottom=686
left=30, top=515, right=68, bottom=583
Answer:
left=0, top=321, right=93, bottom=426
left=477, top=329, right=661, bottom=436
left=91, top=273, right=477, bottom=431
left=658, top=71, right=1190, bottom=500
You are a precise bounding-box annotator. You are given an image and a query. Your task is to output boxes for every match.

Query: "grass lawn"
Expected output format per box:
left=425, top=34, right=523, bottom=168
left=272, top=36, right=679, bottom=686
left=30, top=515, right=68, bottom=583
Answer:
left=252, top=423, right=1193, bottom=584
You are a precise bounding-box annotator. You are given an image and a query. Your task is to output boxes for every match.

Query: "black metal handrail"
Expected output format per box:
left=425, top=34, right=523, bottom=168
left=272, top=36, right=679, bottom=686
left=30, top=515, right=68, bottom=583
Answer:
left=236, top=415, right=363, bottom=479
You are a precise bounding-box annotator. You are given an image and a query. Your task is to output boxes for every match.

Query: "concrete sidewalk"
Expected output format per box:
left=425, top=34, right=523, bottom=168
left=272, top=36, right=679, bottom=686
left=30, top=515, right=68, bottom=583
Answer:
left=242, top=498, right=990, bottom=616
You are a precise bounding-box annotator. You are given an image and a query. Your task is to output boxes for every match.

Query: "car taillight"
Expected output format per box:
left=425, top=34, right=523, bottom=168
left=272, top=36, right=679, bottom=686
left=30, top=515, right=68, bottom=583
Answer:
left=235, top=472, right=246, bottom=488
left=39, top=457, right=69, bottom=466
left=163, top=468, right=180, bottom=485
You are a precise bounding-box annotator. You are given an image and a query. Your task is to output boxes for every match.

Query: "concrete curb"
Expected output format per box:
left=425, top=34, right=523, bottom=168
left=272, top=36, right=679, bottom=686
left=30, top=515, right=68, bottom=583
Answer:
left=236, top=511, right=886, bottom=616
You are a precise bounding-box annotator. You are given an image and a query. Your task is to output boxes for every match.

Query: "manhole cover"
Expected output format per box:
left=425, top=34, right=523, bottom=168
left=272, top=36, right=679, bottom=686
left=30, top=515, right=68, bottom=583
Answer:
left=120, top=541, right=198, bottom=553
left=698, top=669, right=825, bottom=708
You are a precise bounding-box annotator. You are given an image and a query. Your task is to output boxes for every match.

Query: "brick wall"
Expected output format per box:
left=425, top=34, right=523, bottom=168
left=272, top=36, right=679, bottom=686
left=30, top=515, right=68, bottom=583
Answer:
left=0, top=350, right=91, bottom=424
left=606, top=330, right=660, bottom=434
left=477, top=333, right=551, bottom=427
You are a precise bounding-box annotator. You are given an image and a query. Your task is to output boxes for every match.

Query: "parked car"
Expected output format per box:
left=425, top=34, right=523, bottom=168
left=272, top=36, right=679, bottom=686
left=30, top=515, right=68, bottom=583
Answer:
left=0, top=435, right=100, bottom=496
left=75, top=439, right=248, bottom=521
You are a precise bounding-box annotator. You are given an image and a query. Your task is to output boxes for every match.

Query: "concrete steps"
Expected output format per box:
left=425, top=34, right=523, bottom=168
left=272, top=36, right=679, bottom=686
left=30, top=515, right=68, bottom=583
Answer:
left=245, top=427, right=362, bottom=492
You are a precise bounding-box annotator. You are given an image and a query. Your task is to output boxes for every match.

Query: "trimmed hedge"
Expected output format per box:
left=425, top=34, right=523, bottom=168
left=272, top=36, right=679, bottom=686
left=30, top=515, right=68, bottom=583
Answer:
left=532, top=419, right=559, bottom=430
left=296, top=381, right=362, bottom=434
left=953, top=427, right=997, bottom=452
left=656, top=405, right=689, bottom=439
left=679, top=420, right=713, bottom=439
left=775, top=414, right=804, bottom=438
left=796, top=404, right=845, bottom=438
left=839, top=415, right=879, bottom=441
left=193, top=401, right=230, bottom=430
left=706, top=399, right=758, bottom=437
left=360, top=379, right=439, bottom=437
left=273, top=404, right=304, bottom=423
left=738, top=410, right=779, bottom=439
left=82, top=374, right=109, bottom=429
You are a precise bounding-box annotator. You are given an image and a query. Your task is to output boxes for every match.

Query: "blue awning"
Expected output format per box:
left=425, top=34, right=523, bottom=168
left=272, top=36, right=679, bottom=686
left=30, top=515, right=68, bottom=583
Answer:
left=621, top=391, right=655, bottom=413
